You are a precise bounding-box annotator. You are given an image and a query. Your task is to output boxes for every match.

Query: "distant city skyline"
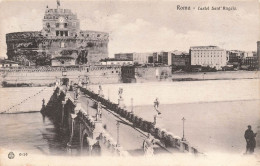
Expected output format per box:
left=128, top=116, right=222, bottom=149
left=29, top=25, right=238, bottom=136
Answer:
left=0, top=0, right=259, bottom=59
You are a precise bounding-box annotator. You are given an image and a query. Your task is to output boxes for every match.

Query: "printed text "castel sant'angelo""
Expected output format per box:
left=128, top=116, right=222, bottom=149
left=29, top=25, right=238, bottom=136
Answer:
left=177, top=5, right=237, bottom=11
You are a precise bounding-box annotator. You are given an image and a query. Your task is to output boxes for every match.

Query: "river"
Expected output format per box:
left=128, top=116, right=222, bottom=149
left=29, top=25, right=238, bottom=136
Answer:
left=0, top=79, right=259, bottom=155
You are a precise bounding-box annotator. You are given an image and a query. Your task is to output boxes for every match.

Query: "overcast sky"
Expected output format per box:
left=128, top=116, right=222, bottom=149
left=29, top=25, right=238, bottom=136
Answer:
left=0, top=0, right=259, bottom=58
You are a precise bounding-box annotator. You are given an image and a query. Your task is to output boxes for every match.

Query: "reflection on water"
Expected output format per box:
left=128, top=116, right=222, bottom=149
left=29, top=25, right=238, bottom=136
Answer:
left=0, top=112, right=69, bottom=155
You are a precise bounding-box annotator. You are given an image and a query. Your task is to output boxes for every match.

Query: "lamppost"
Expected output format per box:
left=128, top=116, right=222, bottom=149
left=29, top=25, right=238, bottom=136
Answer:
left=131, top=98, right=134, bottom=113
left=86, top=99, right=89, bottom=115
left=116, top=121, right=120, bottom=147
left=108, top=89, right=110, bottom=101
left=182, top=117, right=186, bottom=141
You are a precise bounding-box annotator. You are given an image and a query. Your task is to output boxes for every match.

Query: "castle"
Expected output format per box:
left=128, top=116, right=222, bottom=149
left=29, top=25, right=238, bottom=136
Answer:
left=6, top=2, right=109, bottom=66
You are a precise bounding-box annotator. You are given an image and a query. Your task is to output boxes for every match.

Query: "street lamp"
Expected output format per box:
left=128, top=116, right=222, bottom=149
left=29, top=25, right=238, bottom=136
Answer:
left=116, top=121, right=120, bottom=147
left=131, top=98, right=134, bottom=113
left=108, top=89, right=110, bottom=101
left=182, top=117, right=186, bottom=141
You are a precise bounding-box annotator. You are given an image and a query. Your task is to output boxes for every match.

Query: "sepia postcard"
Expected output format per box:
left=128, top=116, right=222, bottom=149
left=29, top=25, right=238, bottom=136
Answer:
left=0, top=0, right=259, bottom=165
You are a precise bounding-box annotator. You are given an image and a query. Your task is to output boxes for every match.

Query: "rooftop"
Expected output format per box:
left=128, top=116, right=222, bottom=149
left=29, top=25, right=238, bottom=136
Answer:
left=190, top=45, right=218, bottom=48
left=0, top=59, right=19, bottom=64
left=100, top=58, right=132, bottom=62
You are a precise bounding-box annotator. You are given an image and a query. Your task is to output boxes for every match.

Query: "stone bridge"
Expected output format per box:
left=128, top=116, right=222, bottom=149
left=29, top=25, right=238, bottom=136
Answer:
left=41, top=82, right=201, bottom=156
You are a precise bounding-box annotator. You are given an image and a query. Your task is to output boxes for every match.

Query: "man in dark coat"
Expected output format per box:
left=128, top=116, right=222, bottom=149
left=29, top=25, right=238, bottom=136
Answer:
left=244, top=125, right=257, bottom=154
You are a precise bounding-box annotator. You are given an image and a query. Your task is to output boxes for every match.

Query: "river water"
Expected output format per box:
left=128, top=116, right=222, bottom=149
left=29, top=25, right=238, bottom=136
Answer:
left=0, top=79, right=259, bottom=155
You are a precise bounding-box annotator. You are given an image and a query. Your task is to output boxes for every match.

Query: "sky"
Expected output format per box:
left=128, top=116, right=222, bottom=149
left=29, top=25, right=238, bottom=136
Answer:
left=0, top=0, right=259, bottom=58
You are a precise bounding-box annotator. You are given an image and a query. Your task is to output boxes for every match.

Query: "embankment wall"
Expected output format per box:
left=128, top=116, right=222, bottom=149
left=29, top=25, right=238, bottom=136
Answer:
left=0, top=66, right=121, bottom=86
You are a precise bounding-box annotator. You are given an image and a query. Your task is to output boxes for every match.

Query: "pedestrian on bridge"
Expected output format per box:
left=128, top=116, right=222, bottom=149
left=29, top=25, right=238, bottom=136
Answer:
left=244, top=125, right=257, bottom=154
left=96, top=102, right=102, bottom=121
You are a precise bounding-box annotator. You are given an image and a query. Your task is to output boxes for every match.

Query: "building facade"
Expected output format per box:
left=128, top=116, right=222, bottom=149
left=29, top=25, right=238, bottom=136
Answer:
left=121, top=66, right=172, bottom=83
left=100, top=59, right=133, bottom=66
left=114, top=52, right=153, bottom=64
left=171, top=52, right=190, bottom=67
left=226, top=50, right=244, bottom=67
left=6, top=4, right=109, bottom=66
left=190, top=46, right=227, bottom=70
left=242, top=56, right=258, bottom=69
left=243, top=51, right=254, bottom=58
left=161, top=52, right=172, bottom=65
left=0, top=59, right=19, bottom=68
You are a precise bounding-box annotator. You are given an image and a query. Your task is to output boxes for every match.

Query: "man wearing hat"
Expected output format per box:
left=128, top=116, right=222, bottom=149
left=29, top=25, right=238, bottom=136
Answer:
left=244, top=125, right=257, bottom=154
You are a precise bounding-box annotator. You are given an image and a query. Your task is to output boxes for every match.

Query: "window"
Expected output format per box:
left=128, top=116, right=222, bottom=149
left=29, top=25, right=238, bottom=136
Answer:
left=64, top=23, right=68, bottom=28
left=56, top=23, right=59, bottom=28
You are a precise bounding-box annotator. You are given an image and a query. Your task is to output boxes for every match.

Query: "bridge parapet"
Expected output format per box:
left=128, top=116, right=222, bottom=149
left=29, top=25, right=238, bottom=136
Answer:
left=79, top=86, right=202, bottom=155
left=42, top=85, right=129, bottom=156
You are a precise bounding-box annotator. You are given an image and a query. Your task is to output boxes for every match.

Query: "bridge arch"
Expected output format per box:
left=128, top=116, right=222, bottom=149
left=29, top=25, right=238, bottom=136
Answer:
left=80, top=128, right=101, bottom=156
left=82, top=133, right=90, bottom=155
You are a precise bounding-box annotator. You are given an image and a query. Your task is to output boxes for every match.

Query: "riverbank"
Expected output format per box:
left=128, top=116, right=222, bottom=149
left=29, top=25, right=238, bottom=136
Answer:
left=1, top=70, right=259, bottom=87
left=171, top=70, right=259, bottom=81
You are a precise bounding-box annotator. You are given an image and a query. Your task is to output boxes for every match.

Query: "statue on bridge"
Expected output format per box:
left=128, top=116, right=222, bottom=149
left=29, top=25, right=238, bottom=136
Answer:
left=143, top=133, right=156, bottom=156
left=82, top=76, right=90, bottom=89
left=118, top=88, right=123, bottom=99
left=154, top=98, right=161, bottom=115
left=69, top=81, right=74, bottom=91
left=74, top=87, right=80, bottom=100
left=98, top=85, right=104, bottom=97
left=118, top=88, right=125, bottom=109
left=78, top=77, right=82, bottom=87
left=96, top=102, right=102, bottom=121
left=42, top=98, right=45, bottom=106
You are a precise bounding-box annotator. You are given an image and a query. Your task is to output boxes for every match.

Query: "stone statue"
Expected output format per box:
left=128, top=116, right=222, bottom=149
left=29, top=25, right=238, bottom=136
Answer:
left=118, top=88, right=123, bottom=99
left=118, top=88, right=125, bottom=109
left=98, top=85, right=104, bottom=97
left=96, top=102, right=102, bottom=121
left=154, top=97, right=161, bottom=115
left=42, top=98, right=45, bottom=106
left=55, top=79, right=59, bottom=87
left=69, top=81, right=73, bottom=91
left=78, top=77, right=82, bottom=87
left=75, top=88, right=80, bottom=100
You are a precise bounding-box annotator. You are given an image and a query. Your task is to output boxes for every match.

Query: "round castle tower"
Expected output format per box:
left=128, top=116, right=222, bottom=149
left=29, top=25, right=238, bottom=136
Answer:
left=6, top=3, right=109, bottom=66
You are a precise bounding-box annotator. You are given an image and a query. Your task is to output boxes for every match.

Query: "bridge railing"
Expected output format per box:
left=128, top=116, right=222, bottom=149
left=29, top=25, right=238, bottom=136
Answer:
left=58, top=87, right=129, bottom=156
left=79, top=86, right=202, bottom=155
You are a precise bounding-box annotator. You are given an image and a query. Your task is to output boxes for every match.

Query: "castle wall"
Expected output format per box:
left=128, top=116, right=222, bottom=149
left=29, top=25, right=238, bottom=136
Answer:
left=1, top=66, right=121, bottom=86
left=6, top=31, right=109, bottom=65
